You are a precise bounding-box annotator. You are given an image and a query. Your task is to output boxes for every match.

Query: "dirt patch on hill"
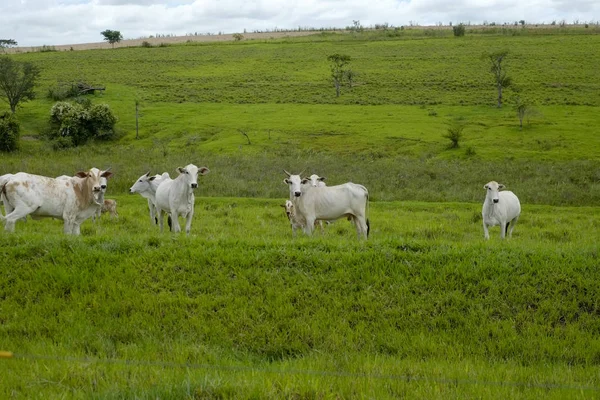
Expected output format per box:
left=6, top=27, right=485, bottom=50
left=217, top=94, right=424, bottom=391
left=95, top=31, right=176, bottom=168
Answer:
left=7, top=31, right=326, bottom=53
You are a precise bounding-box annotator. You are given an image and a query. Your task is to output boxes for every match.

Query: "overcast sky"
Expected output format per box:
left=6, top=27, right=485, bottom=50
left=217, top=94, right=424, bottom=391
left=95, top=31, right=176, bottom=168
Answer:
left=1, top=0, right=598, bottom=47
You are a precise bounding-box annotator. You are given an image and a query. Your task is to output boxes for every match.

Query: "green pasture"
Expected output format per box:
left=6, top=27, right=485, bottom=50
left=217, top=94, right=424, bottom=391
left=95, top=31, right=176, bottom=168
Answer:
left=1, top=28, right=600, bottom=398
left=1, top=196, right=600, bottom=398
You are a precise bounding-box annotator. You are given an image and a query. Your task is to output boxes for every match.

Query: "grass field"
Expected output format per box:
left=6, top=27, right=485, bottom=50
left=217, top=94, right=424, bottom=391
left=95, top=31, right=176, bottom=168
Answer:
left=1, top=27, right=600, bottom=398
left=1, top=196, right=600, bottom=398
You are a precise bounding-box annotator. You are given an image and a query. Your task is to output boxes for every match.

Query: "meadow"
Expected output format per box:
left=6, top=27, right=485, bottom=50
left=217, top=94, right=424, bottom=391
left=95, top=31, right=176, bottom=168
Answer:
left=1, top=26, right=600, bottom=398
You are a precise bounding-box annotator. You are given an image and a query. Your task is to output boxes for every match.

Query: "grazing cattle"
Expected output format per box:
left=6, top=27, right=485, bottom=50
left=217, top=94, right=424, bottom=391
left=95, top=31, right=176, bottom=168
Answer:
left=155, top=164, right=209, bottom=234
left=0, top=169, right=112, bottom=234
left=283, top=170, right=370, bottom=239
left=98, top=199, right=118, bottom=218
left=129, top=172, right=170, bottom=224
left=482, top=181, right=521, bottom=240
left=281, top=200, right=305, bottom=237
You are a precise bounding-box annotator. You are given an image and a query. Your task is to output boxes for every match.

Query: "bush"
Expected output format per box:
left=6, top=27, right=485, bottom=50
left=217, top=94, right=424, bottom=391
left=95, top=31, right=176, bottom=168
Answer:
left=47, top=101, right=117, bottom=147
left=141, top=41, right=153, bottom=48
left=233, top=33, right=244, bottom=41
left=453, top=23, right=466, bottom=37
left=442, top=123, right=465, bottom=148
left=0, top=111, right=20, bottom=152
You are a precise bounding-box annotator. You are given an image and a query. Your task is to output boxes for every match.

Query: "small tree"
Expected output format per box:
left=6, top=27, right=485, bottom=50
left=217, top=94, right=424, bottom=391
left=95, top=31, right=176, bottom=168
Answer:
left=100, top=30, right=123, bottom=48
left=485, top=50, right=511, bottom=108
left=442, top=122, right=465, bottom=149
left=233, top=33, right=244, bottom=41
left=515, top=97, right=535, bottom=130
left=0, top=57, right=41, bottom=113
left=0, top=111, right=20, bottom=152
left=327, top=54, right=352, bottom=97
left=0, top=39, right=18, bottom=52
left=452, top=23, right=466, bottom=37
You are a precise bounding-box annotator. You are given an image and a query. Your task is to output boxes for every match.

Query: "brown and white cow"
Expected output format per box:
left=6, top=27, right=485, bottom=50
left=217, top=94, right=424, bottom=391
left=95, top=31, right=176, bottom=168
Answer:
left=0, top=169, right=112, bottom=234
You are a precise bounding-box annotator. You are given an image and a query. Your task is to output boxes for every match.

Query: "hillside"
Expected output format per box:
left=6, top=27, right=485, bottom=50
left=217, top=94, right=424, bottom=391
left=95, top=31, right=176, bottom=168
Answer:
left=2, top=27, right=600, bottom=203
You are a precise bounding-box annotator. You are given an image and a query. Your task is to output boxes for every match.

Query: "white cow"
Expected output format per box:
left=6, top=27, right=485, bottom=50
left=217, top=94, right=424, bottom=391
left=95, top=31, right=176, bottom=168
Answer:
left=281, top=199, right=306, bottom=237
left=155, top=164, right=209, bottom=234
left=283, top=170, right=370, bottom=239
left=482, top=181, right=521, bottom=240
left=0, top=169, right=112, bottom=234
left=129, top=172, right=170, bottom=224
left=308, top=174, right=327, bottom=188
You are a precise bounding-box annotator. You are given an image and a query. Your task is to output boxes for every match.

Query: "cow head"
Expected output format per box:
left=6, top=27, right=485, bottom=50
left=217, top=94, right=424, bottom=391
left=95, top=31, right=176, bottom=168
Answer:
left=75, top=168, right=113, bottom=205
left=484, top=181, right=505, bottom=204
left=283, top=170, right=308, bottom=198
left=129, top=171, right=157, bottom=194
left=177, top=164, right=209, bottom=189
left=308, top=174, right=326, bottom=187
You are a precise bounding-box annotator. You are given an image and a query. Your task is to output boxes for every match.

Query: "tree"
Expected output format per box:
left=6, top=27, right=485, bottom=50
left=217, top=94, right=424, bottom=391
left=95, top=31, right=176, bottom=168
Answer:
left=100, top=30, right=123, bottom=48
left=327, top=54, right=352, bottom=97
left=0, top=39, right=17, bottom=52
left=0, top=57, right=41, bottom=113
left=0, top=111, right=20, bottom=152
left=485, top=50, right=511, bottom=108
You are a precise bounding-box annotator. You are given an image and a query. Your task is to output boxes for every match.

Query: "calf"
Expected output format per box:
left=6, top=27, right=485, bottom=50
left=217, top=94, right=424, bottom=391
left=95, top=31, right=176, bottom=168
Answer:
left=482, top=181, right=521, bottom=240
left=99, top=199, right=118, bottom=218
left=0, top=169, right=112, bottom=234
left=155, top=164, right=209, bottom=234
left=281, top=200, right=306, bottom=237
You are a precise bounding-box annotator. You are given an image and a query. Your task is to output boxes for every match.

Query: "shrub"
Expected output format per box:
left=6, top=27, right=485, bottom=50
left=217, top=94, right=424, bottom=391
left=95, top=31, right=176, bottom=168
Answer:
left=442, top=123, right=465, bottom=148
left=453, top=23, right=466, bottom=37
left=0, top=111, right=20, bottom=152
left=141, top=41, right=153, bottom=48
left=47, top=101, right=117, bottom=147
left=233, top=33, right=244, bottom=41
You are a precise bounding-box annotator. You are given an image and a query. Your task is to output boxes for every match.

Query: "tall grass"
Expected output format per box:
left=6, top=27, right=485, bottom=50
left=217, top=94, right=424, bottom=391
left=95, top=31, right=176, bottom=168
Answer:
left=1, top=197, right=599, bottom=397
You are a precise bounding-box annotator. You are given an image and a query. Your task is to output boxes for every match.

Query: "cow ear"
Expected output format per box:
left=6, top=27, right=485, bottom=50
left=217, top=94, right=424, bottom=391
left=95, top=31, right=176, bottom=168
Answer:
left=319, top=176, right=326, bottom=181
left=101, top=171, right=113, bottom=179
left=483, top=184, right=489, bottom=190
left=75, top=171, right=87, bottom=178
left=177, top=167, right=185, bottom=174
left=498, top=184, right=505, bottom=190
left=199, top=167, right=210, bottom=175
left=283, top=178, right=290, bottom=184
left=280, top=204, right=286, bottom=208
left=145, top=171, right=151, bottom=177
left=301, top=178, right=309, bottom=184
left=148, top=176, right=156, bottom=181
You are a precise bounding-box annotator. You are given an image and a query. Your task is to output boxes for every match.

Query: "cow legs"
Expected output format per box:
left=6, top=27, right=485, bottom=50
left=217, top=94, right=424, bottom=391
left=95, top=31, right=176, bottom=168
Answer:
left=148, top=199, right=157, bottom=224
left=352, top=215, right=369, bottom=240
left=508, top=216, right=519, bottom=238
left=483, top=221, right=490, bottom=240
left=170, top=213, right=181, bottom=233
left=303, top=217, right=316, bottom=236
left=157, top=209, right=165, bottom=232
left=2, top=205, right=35, bottom=232
left=499, top=222, right=507, bottom=239
left=184, top=212, right=193, bottom=234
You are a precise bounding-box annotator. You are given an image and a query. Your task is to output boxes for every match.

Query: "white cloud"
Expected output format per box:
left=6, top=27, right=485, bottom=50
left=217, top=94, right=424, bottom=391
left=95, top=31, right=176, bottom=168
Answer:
left=0, top=0, right=598, bottom=46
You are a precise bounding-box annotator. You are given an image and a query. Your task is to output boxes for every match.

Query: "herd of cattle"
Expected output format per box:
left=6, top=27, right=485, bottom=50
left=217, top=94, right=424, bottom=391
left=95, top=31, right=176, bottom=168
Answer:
left=0, top=165, right=521, bottom=240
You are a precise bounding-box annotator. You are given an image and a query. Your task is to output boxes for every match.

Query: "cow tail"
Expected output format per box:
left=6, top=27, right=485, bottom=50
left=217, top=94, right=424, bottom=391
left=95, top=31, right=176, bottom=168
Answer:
left=365, top=189, right=370, bottom=238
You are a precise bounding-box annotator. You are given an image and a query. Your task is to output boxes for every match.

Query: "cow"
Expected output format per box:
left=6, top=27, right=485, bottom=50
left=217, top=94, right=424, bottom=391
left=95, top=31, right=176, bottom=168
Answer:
left=154, top=164, right=209, bottom=234
left=129, top=172, right=170, bottom=224
left=0, top=168, right=112, bottom=234
left=482, top=181, right=521, bottom=240
left=308, top=174, right=327, bottom=188
left=281, top=199, right=305, bottom=237
left=98, top=199, right=118, bottom=218
left=283, top=170, right=370, bottom=239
